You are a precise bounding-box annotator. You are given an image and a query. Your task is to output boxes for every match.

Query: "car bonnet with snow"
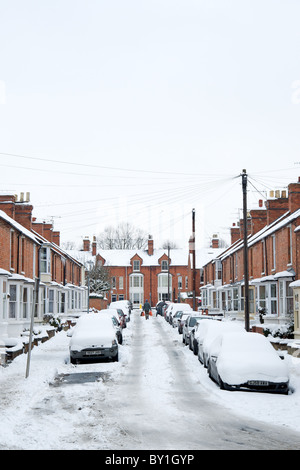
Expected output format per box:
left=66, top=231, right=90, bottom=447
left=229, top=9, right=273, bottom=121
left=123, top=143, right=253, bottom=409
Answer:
left=69, top=314, right=117, bottom=352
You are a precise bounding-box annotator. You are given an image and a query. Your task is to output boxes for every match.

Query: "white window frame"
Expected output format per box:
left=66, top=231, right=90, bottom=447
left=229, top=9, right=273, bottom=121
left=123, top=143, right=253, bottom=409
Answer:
left=133, top=260, right=140, bottom=272
left=40, top=245, right=51, bottom=274
left=161, top=260, right=168, bottom=271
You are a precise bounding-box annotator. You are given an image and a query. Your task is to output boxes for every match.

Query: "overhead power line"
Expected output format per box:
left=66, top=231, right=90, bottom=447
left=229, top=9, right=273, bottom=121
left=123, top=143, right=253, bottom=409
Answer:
left=0, top=151, right=221, bottom=178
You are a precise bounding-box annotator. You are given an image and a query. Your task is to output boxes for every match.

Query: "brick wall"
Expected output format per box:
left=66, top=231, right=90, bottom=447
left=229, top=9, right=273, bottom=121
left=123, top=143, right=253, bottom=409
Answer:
left=0, top=218, right=37, bottom=278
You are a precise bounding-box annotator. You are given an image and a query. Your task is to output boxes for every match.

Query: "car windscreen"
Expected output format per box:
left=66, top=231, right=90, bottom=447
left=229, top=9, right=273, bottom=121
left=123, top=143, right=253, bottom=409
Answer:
left=189, top=317, right=202, bottom=327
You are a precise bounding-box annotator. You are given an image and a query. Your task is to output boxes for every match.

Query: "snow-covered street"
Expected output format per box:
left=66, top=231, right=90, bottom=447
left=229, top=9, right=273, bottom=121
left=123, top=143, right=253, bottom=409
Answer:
left=1, top=311, right=300, bottom=450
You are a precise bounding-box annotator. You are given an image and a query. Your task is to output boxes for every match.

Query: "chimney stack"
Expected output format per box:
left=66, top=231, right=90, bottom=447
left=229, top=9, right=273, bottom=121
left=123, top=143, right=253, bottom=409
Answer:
left=92, top=236, right=97, bottom=256
left=288, top=178, right=300, bottom=214
left=148, top=235, right=154, bottom=256
left=83, top=236, right=90, bottom=252
left=211, top=234, right=219, bottom=249
left=265, top=191, right=289, bottom=225
left=0, top=194, right=16, bottom=219
left=231, top=223, right=240, bottom=245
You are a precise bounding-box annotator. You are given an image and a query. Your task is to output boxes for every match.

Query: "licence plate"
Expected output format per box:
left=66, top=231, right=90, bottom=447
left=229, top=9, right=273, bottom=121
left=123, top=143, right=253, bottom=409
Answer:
left=248, top=380, right=269, bottom=386
left=86, top=350, right=102, bottom=356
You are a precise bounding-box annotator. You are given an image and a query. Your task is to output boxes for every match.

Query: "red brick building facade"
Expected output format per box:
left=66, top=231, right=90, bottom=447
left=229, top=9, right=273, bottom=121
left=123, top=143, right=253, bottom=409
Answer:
left=89, top=237, right=199, bottom=307
left=70, top=235, right=224, bottom=309
left=0, top=194, right=87, bottom=337
left=201, top=178, right=300, bottom=333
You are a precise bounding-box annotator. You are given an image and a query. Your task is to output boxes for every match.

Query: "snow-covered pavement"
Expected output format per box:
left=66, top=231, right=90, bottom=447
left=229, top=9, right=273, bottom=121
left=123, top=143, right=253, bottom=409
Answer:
left=0, top=311, right=300, bottom=450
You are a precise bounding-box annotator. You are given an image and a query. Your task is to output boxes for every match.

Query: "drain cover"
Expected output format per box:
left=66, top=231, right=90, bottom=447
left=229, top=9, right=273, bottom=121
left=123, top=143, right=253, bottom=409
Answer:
left=50, top=371, right=110, bottom=386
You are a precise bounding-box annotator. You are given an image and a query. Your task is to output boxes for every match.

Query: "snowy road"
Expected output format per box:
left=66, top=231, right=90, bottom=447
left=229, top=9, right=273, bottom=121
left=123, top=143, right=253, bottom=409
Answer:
left=0, top=311, right=300, bottom=450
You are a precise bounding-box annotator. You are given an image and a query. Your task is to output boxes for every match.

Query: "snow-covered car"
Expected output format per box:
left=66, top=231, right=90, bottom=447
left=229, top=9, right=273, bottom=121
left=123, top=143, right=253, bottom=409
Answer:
left=182, top=313, right=205, bottom=345
left=99, top=308, right=123, bottom=344
left=168, top=303, right=192, bottom=324
left=197, top=320, right=244, bottom=367
left=171, top=311, right=184, bottom=328
left=69, top=313, right=119, bottom=364
left=110, top=300, right=130, bottom=322
left=156, top=301, right=167, bottom=316
left=178, top=312, right=191, bottom=334
left=189, top=316, right=215, bottom=354
left=207, top=331, right=289, bottom=394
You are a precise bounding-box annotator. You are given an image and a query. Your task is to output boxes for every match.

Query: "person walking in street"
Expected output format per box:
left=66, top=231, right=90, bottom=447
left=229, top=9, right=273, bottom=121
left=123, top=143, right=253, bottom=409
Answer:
left=143, top=299, right=151, bottom=319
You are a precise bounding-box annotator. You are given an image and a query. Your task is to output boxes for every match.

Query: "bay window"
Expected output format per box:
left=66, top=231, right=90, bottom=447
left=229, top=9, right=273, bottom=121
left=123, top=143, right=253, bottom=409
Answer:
left=40, top=246, right=51, bottom=274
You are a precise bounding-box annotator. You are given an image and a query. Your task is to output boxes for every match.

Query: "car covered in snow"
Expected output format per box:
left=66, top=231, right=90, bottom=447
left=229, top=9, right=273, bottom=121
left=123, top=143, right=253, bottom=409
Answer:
left=109, top=300, right=130, bottom=323
left=182, top=313, right=206, bottom=346
left=99, top=308, right=124, bottom=344
left=69, top=313, right=119, bottom=364
left=177, top=312, right=191, bottom=334
left=207, top=331, right=289, bottom=394
left=189, top=316, right=215, bottom=355
left=169, top=303, right=192, bottom=324
left=171, top=311, right=184, bottom=328
left=165, top=302, right=192, bottom=323
left=197, top=319, right=244, bottom=367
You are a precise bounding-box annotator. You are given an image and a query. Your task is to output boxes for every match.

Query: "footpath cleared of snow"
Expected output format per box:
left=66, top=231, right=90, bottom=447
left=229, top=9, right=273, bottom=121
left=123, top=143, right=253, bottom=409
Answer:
left=0, top=311, right=299, bottom=449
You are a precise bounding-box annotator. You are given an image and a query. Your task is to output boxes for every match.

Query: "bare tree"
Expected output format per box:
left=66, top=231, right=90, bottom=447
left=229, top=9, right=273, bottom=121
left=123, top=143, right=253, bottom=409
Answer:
left=87, top=264, right=111, bottom=294
left=161, top=240, right=179, bottom=249
left=61, top=240, right=77, bottom=250
left=97, top=223, right=148, bottom=250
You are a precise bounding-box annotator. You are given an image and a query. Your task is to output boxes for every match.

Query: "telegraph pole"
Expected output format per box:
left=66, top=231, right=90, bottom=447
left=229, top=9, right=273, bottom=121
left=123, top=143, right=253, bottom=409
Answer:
left=192, top=209, right=196, bottom=311
left=242, top=170, right=250, bottom=332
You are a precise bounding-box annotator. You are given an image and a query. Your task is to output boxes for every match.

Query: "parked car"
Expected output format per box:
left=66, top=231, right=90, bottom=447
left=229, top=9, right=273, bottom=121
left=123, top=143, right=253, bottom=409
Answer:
left=156, top=301, right=167, bottom=316
left=168, top=303, right=192, bottom=325
left=178, top=313, right=191, bottom=334
left=207, top=331, right=289, bottom=394
left=110, top=300, right=130, bottom=322
left=99, top=308, right=123, bottom=344
left=164, top=303, right=174, bottom=323
left=189, top=316, right=214, bottom=355
left=182, top=313, right=205, bottom=345
left=171, top=311, right=184, bottom=328
left=69, top=313, right=119, bottom=364
left=197, top=320, right=243, bottom=367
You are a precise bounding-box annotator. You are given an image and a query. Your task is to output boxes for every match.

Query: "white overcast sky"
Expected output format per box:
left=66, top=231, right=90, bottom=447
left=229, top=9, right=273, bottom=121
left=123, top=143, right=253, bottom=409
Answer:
left=1, top=0, right=300, bottom=249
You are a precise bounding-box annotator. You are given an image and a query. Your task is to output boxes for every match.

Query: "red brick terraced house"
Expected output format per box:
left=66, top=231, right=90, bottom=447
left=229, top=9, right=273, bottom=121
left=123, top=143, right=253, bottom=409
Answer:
left=200, top=178, right=300, bottom=339
left=68, top=236, right=224, bottom=309
left=0, top=194, right=87, bottom=338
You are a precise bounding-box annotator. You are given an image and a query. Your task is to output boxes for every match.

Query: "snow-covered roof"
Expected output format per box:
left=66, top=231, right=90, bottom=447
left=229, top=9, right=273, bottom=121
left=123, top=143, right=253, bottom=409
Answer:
left=67, top=246, right=224, bottom=270
left=0, top=209, right=40, bottom=244
left=205, top=208, right=300, bottom=264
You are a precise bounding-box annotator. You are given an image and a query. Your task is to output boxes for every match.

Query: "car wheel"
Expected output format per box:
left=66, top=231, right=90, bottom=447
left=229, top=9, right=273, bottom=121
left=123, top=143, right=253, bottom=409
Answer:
left=193, top=342, right=198, bottom=355
left=189, top=339, right=192, bottom=350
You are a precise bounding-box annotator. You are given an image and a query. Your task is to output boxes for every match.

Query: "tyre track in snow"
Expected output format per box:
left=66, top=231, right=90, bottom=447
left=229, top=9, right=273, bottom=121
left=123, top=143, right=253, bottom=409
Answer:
left=100, top=312, right=300, bottom=450
left=153, top=316, right=300, bottom=450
